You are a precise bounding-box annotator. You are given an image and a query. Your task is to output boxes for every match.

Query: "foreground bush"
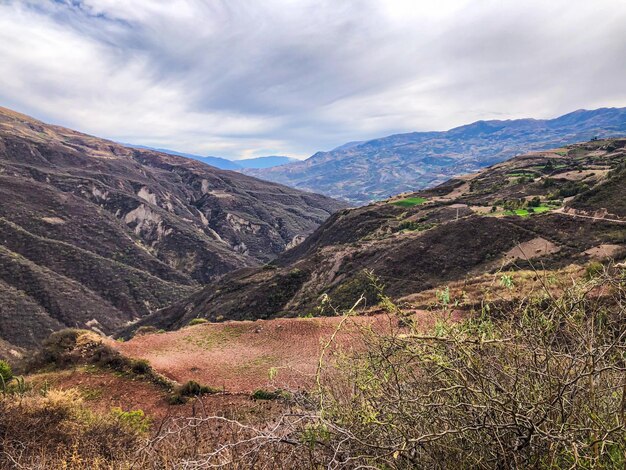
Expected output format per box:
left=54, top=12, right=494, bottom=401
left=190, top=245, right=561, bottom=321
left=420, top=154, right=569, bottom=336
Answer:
left=306, top=269, right=626, bottom=469
left=0, top=388, right=143, bottom=468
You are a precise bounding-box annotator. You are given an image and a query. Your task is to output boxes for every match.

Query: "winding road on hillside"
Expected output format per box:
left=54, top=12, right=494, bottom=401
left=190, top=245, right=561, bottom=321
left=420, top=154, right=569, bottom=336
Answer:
left=553, top=208, right=626, bottom=224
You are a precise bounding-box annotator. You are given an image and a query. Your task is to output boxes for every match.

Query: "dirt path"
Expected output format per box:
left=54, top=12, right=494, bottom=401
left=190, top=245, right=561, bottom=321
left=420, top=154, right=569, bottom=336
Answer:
left=553, top=208, right=626, bottom=224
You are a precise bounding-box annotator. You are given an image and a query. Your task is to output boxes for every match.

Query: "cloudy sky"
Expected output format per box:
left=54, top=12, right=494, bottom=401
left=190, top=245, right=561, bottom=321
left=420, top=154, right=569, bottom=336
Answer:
left=1, top=0, right=626, bottom=159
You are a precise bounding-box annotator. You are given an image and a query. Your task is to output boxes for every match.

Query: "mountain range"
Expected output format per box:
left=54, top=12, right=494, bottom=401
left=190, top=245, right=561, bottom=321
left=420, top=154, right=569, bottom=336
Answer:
left=246, top=107, right=626, bottom=204
left=0, top=107, right=344, bottom=349
left=125, top=144, right=297, bottom=170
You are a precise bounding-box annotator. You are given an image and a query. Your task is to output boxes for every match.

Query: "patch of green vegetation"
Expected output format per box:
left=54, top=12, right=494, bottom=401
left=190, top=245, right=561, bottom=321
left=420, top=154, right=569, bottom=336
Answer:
left=504, top=209, right=530, bottom=217
left=390, top=197, right=427, bottom=207
left=501, top=205, right=553, bottom=217
left=0, top=360, right=13, bottom=384
left=532, top=205, right=553, bottom=214
left=235, top=354, right=279, bottom=373
left=111, top=407, right=151, bottom=433
left=79, top=386, right=103, bottom=401
left=397, top=220, right=436, bottom=232
left=188, top=318, right=208, bottom=326
left=507, top=172, right=537, bottom=178
left=251, top=388, right=291, bottom=400
left=585, top=261, right=604, bottom=280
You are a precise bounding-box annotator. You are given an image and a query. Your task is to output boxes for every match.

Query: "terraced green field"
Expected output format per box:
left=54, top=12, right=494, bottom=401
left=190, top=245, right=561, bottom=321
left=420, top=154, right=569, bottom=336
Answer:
left=391, top=197, right=427, bottom=207
left=503, top=205, right=554, bottom=217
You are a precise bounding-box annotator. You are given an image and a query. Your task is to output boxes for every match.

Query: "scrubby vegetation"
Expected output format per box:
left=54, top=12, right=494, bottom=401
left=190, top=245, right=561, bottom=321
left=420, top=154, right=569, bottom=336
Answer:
left=0, top=359, right=12, bottom=384
left=188, top=317, right=209, bottom=326
left=3, top=268, right=625, bottom=468
left=300, top=270, right=626, bottom=468
left=0, top=388, right=146, bottom=468
left=251, top=388, right=290, bottom=400
left=29, top=329, right=173, bottom=390
left=169, top=380, right=220, bottom=404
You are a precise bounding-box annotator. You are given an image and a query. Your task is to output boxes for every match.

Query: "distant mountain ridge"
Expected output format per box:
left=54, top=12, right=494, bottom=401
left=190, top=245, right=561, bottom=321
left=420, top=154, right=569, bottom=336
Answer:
left=125, top=144, right=297, bottom=170
left=247, top=107, right=626, bottom=204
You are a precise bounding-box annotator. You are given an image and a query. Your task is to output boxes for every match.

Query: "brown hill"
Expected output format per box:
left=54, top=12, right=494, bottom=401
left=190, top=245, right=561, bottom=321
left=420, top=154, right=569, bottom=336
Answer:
left=131, top=138, right=626, bottom=331
left=0, top=107, right=344, bottom=349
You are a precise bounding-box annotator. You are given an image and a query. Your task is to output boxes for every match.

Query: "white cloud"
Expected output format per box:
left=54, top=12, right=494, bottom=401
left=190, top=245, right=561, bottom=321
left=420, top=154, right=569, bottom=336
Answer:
left=1, top=0, right=625, bottom=158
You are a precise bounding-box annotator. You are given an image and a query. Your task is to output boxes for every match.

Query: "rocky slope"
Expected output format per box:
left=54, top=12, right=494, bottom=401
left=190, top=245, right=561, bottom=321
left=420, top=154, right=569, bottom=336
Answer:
left=132, top=138, right=626, bottom=331
left=0, top=107, right=344, bottom=349
left=247, top=107, right=626, bottom=204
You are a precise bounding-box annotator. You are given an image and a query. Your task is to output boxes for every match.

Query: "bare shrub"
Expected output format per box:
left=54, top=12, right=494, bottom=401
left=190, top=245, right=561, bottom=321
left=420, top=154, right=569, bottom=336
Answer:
left=303, top=269, right=626, bottom=468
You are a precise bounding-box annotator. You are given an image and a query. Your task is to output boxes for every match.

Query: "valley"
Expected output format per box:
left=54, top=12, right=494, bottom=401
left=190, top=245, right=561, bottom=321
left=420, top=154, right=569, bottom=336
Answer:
left=3, top=1, right=626, bottom=466
left=0, top=107, right=344, bottom=350
left=1, top=112, right=626, bottom=470
left=131, top=138, right=626, bottom=331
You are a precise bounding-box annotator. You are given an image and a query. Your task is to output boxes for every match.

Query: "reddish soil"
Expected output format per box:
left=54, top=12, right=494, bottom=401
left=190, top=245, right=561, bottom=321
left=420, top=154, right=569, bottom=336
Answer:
left=27, top=369, right=283, bottom=423
left=115, top=313, right=439, bottom=393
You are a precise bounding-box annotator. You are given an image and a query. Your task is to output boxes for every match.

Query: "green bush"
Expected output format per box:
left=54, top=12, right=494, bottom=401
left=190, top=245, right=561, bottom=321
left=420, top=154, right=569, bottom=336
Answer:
left=251, top=389, right=289, bottom=400
left=111, top=407, right=151, bottom=433
left=0, top=360, right=13, bottom=384
left=188, top=318, right=208, bottom=326
left=130, top=359, right=151, bottom=375
left=169, top=380, right=219, bottom=404
left=585, top=261, right=604, bottom=279
left=179, top=380, right=218, bottom=396
left=558, top=181, right=590, bottom=198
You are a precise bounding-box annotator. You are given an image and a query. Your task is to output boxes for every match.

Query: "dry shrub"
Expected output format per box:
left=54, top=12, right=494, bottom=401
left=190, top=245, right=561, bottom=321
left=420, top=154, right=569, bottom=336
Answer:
left=26, top=328, right=173, bottom=390
left=0, top=388, right=142, bottom=469
left=305, top=268, right=626, bottom=469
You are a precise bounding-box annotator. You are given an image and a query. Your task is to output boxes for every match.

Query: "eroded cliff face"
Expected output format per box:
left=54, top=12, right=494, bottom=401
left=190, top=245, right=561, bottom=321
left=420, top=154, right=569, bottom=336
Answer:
left=0, top=106, right=345, bottom=348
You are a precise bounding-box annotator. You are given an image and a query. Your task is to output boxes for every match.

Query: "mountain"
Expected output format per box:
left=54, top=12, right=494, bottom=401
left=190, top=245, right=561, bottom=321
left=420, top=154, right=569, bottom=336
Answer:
left=124, top=145, right=296, bottom=170
left=247, top=107, right=626, bottom=204
left=236, top=156, right=297, bottom=169
left=130, top=137, right=626, bottom=331
left=196, top=155, right=242, bottom=170
left=122, top=145, right=243, bottom=170
left=0, top=107, right=345, bottom=349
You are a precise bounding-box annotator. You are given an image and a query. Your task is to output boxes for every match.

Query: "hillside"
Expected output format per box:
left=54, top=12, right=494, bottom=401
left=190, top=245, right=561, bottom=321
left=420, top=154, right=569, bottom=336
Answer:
left=247, top=107, right=626, bottom=204
left=0, top=107, right=344, bottom=349
left=132, top=138, right=626, bottom=331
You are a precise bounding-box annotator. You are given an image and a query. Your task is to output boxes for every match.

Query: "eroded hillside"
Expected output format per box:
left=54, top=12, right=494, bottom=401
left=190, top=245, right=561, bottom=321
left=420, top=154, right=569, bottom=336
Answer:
left=134, top=138, right=626, bottom=331
left=0, top=107, right=344, bottom=349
